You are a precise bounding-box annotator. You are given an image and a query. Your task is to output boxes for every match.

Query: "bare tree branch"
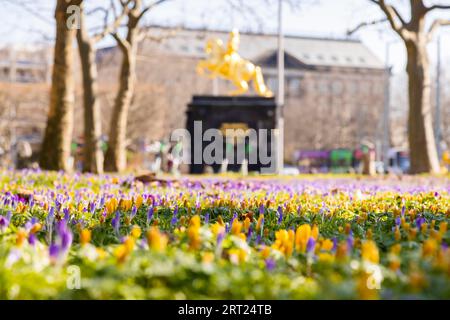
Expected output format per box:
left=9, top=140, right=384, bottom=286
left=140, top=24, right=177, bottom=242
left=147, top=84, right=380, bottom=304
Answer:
left=347, top=18, right=388, bottom=36
left=428, top=18, right=450, bottom=41
left=426, top=4, right=450, bottom=12
left=92, top=1, right=132, bottom=43
left=368, top=0, right=412, bottom=40
left=137, top=26, right=180, bottom=42
left=138, top=0, right=171, bottom=20
left=2, top=0, right=53, bottom=25
left=111, top=32, right=130, bottom=52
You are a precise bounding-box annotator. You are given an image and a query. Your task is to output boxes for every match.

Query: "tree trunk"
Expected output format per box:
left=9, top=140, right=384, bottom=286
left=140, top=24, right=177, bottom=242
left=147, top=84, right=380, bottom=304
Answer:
left=77, top=2, right=104, bottom=174
left=104, top=26, right=138, bottom=172
left=405, top=39, right=440, bottom=174
left=39, top=0, right=77, bottom=171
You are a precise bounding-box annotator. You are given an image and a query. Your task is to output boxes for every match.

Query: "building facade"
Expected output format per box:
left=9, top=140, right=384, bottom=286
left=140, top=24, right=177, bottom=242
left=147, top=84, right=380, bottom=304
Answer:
left=98, top=27, right=388, bottom=163
left=0, top=28, right=389, bottom=167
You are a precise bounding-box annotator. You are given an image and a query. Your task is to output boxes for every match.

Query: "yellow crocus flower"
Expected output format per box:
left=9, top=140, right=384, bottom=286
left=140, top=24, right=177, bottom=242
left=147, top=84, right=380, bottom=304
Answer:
left=295, top=224, right=311, bottom=253
left=80, top=229, right=91, bottom=246
left=146, top=227, right=168, bottom=252
left=135, top=195, right=143, bottom=209
left=321, top=239, right=334, bottom=251
left=422, top=239, right=438, bottom=258
left=120, top=199, right=132, bottom=211
left=131, top=225, right=141, bottom=239
left=312, top=224, right=319, bottom=240
left=105, top=198, right=118, bottom=215
left=188, top=215, right=201, bottom=250
left=231, top=219, right=242, bottom=235
left=211, top=223, right=225, bottom=237
left=243, top=217, right=251, bottom=232
left=16, top=229, right=27, bottom=247
left=256, top=214, right=264, bottom=232
left=361, top=240, right=379, bottom=264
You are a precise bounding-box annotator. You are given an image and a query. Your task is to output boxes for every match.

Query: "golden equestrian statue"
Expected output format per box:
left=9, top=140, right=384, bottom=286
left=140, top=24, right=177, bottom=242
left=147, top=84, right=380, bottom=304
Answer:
left=197, top=29, right=273, bottom=97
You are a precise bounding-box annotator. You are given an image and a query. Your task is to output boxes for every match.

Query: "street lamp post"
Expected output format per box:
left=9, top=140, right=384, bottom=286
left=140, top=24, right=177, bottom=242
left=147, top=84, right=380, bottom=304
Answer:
left=276, top=0, right=285, bottom=175
left=435, top=33, right=442, bottom=161
left=382, top=41, right=394, bottom=173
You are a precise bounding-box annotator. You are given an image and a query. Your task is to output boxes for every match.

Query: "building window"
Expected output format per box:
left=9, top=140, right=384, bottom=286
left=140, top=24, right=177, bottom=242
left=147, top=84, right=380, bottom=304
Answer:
left=267, top=77, right=278, bottom=93
left=332, top=80, right=343, bottom=95
left=372, top=83, right=384, bottom=95
left=348, top=81, right=359, bottom=94
left=288, top=78, right=301, bottom=96
left=360, top=81, right=371, bottom=95
left=318, top=80, right=329, bottom=94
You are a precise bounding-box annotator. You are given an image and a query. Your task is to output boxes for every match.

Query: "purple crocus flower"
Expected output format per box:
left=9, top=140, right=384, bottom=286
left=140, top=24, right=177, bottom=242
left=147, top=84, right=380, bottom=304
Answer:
left=55, top=198, right=62, bottom=212
left=247, top=225, right=253, bottom=240
left=170, top=206, right=179, bottom=225
left=49, top=244, right=60, bottom=260
left=395, top=216, right=401, bottom=226
left=204, top=213, right=210, bottom=224
left=416, top=217, right=425, bottom=230
left=112, top=211, right=121, bottom=234
left=48, top=207, right=55, bottom=221
left=99, top=196, right=105, bottom=208
left=63, top=208, right=70, bottom=222
left=0, top=212, right=10, bottom=231
left=60, top=225, right=73, bottom=251
left=28, top=233, right=37, bottom=246
left=347, top=231, right=354, bottom=253
left=277, top=206, right=283, bottom=224
left=49, top=221, right=73, bottom=263
left=401, top=206, right=406, bottom=216
left=195, top=198, right=201, bottom=210
left=45, top=207, right=55, bottom=244
left=259, top=204, right=265, bottom=215
left=265, top=258, right=276, bottom=271
left=332, top=237, right=338, bottom=252
left=90, top=202, right=96, bottom=214
left=306, top=237, right=316, bottom=254
left=147, top=206, right=154, bottom=224
left=131, top=205, right=137, bottom=220
left=217, top=231, right=225, bottom=247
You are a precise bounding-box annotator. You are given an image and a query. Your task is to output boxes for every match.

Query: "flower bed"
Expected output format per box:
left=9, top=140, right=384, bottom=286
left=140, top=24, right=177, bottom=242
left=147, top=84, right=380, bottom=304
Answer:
left=0, top=170, right=449, bottom=299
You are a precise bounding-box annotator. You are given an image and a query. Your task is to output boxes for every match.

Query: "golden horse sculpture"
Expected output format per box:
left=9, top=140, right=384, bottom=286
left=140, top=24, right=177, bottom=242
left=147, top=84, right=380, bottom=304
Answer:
left=197, top=29, right=273, bottom=97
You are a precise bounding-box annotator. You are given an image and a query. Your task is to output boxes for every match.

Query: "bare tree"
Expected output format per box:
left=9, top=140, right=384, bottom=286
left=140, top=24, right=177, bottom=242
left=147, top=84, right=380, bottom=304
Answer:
left=350, top=1, right=450, bottom=174
left=39, top=0, right=81, bottom=171
left=104, top=0, right=170, bottom=172
left=76, top=1, right=130, bottom=174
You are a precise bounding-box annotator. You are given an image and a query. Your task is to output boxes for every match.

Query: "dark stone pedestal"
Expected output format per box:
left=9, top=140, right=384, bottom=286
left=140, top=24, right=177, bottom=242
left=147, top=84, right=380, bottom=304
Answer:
left=186, top=95, right=277, bottom=174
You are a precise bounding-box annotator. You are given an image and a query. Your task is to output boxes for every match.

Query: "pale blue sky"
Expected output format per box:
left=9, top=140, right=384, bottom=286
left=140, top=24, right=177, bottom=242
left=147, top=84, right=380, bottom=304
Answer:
left=1, top=0, right=449, bottom=74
